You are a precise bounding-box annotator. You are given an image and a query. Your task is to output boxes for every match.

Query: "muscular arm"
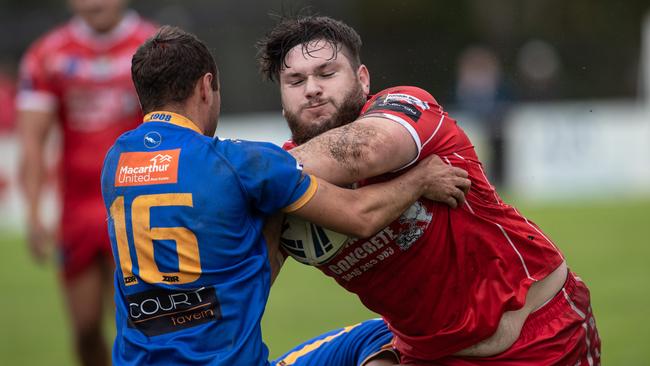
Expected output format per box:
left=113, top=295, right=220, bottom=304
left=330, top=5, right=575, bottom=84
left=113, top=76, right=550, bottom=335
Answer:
left=289, top=116, right=417, bottom=186
left=289, top=155, right=467, bottom=238
left=17, top=109, right=56, bottom=262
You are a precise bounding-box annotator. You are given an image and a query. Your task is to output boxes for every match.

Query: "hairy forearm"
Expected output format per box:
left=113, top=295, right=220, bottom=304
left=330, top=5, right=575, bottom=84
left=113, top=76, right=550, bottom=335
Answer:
left=290, top=122, right=388, bottom=186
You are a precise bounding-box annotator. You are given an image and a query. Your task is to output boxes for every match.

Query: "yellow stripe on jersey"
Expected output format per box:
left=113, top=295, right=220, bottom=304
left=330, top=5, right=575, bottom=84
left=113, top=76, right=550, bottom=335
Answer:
left=276, top=323, right=362, bottom=365
left=143, top=111, right=203, bottom=134
left=282, top=175, right=318, bottom=213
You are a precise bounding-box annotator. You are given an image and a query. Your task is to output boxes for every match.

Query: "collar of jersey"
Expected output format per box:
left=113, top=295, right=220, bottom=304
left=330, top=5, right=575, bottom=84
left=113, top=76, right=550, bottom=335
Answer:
left=143, top=111, right=203, bottom=134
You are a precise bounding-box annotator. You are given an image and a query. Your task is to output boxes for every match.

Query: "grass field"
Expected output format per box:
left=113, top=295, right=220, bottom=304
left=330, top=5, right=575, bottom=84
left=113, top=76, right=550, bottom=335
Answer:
left=1, top=199, right=649, bottom=365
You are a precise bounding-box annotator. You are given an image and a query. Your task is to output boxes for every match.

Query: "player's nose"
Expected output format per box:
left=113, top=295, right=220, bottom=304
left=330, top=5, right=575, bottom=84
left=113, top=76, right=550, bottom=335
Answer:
left=304, top=77, right=323, bottom=99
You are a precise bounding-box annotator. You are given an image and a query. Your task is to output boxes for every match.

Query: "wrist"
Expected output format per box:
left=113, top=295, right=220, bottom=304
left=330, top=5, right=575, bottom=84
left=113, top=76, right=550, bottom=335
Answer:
left=405, top=165, right=427, bottom=197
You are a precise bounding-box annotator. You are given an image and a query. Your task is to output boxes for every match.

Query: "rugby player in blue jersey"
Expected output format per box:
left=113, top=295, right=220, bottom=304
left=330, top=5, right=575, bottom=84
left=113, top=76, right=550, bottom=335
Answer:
left=100, top=26, right=469, bottom=365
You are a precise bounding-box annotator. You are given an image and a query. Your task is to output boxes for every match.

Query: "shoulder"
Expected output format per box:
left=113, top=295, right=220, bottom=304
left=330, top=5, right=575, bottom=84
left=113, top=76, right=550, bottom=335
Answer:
left=367, top=86, right=439, bottom=107
left=23, top=22, right=73, bottom=60
left=216, top=139, right=298, bottom=181
left=133, top=15, right=158, bottom=40
left=361, top=85, right=445, bottom=122
left=217, top=139, right=288, bottom=164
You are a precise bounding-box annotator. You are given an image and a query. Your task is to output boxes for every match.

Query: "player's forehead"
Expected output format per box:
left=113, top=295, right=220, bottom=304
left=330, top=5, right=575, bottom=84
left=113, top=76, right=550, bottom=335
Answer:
left=281, top=39, right=352, bottom=75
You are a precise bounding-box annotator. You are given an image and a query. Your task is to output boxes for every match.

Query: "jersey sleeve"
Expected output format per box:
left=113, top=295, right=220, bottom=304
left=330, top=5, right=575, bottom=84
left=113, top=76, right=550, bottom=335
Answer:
left=359, top=86, right=455, bottom=169
left=16, top=40, right=58, bottom=112
left=227, top=140, right=317, bottom=215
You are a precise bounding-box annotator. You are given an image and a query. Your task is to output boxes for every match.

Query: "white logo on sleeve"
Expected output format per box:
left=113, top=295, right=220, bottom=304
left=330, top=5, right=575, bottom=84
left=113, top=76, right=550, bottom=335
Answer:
left=385, top=93, right=430, bottom=110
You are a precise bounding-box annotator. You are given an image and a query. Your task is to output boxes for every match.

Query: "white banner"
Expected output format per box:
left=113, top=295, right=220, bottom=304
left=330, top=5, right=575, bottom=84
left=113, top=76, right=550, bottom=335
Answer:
left=506, top=101, right=650, bottom=200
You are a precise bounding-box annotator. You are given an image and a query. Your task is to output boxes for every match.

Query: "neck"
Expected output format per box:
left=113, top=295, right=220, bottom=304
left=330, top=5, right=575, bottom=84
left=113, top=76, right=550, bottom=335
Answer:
left=152, top=105, right=206, bottom=135
left=81, top=10, right=127, bottom=35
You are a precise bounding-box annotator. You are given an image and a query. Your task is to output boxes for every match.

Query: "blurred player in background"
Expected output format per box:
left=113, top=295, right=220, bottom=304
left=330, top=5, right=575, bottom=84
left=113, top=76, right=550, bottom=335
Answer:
left=102, top=25, right=469, bottom=365
left=16, top=0, right=156, bottom=364
left=257, top=16, right=601, bottom=365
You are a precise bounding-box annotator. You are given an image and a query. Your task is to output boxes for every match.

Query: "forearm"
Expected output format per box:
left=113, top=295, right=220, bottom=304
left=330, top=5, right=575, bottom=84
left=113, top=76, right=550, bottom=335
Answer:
left=346, top=166, right=425, bottom=237
left=19, top=147, right=47, bottom=221
left=292, top=166, right=426, bottom=239
left=17, top=110, right=53, bottom=222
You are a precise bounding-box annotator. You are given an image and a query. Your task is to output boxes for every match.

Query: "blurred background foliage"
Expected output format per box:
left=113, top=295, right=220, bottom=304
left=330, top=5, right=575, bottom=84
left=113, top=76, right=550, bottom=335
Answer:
left=1, top=1, right=649, bottom=364
left=1, top=0, right=648, bottom=113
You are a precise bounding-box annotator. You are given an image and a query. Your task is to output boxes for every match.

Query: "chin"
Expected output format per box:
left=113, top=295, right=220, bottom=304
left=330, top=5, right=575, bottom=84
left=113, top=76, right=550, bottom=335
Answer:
left=304, top=113, right=331, bottom=125
left=87, top=14, right=122, bottom=33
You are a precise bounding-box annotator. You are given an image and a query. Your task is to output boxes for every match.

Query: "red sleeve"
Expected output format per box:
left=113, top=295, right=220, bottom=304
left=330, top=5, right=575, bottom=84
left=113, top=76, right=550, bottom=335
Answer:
left=282, top=140, right=297, bottom=151
left=360, top=86, right=460, bottom=169
left=16, top=37, right=59, bottom=112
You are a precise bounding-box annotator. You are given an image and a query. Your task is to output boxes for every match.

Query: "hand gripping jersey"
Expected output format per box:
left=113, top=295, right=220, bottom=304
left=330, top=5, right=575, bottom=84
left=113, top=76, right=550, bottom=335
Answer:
left=17, top=12, right=156, bottom=250
left=101, top=112, right=316, bottom=365
left=310, top=86, right=565, bottom=360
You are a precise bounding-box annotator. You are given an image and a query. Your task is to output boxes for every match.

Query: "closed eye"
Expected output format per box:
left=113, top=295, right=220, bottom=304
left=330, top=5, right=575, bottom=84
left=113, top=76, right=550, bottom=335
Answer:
left=289, top=78, right=305, bottom=86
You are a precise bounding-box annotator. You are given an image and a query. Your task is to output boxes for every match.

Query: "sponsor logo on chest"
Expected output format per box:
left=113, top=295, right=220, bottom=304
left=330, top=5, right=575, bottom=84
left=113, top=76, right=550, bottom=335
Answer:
left=324, top=201, right=433, bottom=282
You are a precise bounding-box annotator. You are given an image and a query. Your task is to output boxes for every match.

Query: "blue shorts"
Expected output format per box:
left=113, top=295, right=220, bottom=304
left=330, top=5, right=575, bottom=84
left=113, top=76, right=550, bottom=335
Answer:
left=272, top=318, right=396, bottom=366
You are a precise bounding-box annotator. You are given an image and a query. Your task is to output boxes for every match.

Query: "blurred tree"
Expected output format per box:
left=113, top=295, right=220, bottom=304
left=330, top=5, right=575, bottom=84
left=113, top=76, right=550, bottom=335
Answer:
left=1, top=0, right=648, bottom=111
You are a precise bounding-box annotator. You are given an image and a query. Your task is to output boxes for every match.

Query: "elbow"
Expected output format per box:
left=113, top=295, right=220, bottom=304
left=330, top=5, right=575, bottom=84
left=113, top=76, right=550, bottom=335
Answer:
left=347, top=204, right=383, bottom=239
left=352, top=225, right=380, bottom=239
left=355, top=216, right=383, bottom=238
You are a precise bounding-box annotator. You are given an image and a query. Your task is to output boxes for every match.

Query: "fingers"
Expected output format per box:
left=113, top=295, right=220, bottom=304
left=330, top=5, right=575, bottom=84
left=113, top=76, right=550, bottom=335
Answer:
left=424, top=180, right=469, bottom=209
left=451, top=186, right=466, bottom=206
left=451, top=166, right=469, bottom=178
left=454, top=177, right=471, bottom=194
left=27, top=228, right=50, bottom=264
left=28, top=239, right=48, bottom=264
left=444, top=187, right=467, bottom=209
left=418, top=157, right=472, bottom=208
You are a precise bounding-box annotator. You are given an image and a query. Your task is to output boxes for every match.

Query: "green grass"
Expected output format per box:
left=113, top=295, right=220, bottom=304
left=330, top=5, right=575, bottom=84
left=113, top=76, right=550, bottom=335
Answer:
left=1, top=199, right=649, bottom=365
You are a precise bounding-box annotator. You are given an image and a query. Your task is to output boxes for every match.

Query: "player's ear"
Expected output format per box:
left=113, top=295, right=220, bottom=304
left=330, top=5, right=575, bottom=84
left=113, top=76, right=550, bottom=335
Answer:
left=199, top=72, right=213, bottom=102
left=357, top=64, right=370, bottom=95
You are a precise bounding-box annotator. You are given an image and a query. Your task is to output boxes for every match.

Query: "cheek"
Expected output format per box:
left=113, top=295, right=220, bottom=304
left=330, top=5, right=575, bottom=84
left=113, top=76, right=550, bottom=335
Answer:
left=281, top=90, right=302, bottom=113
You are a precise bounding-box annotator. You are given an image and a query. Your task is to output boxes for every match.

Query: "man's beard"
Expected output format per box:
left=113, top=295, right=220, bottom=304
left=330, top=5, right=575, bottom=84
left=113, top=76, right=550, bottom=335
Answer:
left=285, top=83, right=366, bottom=145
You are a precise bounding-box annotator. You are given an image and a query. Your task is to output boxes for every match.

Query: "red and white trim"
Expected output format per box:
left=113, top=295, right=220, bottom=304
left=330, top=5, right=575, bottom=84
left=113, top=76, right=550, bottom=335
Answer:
left=497, top=223, right=536, bottom=281
left=16, top=90, right=58, bottom=112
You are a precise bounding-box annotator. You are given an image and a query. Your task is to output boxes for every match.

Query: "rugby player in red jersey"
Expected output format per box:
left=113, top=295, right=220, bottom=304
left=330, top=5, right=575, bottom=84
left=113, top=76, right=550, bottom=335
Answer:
left=16, top=1, right=155, bottom=364
left=257, top=16, right=601, bottom=365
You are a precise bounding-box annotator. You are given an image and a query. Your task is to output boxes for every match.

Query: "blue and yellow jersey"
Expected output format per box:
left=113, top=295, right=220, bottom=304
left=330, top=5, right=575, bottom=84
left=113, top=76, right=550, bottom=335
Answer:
left=100, top=111, right=316, bottom=366
left=272, top=319, right=397, bottom=366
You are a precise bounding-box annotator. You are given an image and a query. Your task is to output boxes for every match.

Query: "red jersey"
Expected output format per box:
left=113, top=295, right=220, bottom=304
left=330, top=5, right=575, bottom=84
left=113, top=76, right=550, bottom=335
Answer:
left=307, top=86, right=564, bottom=360
left=17, top=12, right=156, bottom=240
left=0, top=73, right=16, bottom=132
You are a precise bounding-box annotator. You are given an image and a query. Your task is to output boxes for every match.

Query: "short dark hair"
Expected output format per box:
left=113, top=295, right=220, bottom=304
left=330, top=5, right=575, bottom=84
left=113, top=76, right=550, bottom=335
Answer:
left=131, top=25, right=219, bottom=114
left=256, top=16, right=362, bottom=82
